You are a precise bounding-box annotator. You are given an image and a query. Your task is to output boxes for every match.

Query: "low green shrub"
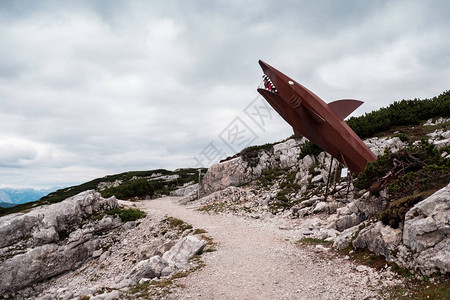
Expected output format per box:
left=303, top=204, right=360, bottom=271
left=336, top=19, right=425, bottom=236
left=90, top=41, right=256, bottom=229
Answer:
left=105, top=208, right=146, bottom=222
left=101, top=179, right=155, bottom=199
left=299, top=140, right=322, bottom=159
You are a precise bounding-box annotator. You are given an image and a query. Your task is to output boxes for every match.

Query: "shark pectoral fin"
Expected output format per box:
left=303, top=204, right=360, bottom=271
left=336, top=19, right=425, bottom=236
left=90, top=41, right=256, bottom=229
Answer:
left=304, top=106, right=325, bottom=124
left=328, top=99, right=364, bottom=120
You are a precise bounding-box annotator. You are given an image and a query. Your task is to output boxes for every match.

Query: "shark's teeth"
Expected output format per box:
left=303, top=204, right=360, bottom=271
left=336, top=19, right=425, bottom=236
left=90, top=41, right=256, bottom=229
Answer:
left=261, top=74, right=279, bottom=94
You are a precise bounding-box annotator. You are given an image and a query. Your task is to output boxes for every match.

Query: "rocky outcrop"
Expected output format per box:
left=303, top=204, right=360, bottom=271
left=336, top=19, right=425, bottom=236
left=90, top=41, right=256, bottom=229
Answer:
left=170, top=183, right=199, bottom=197
left=341, top=184, right=450, bottom=275
left=400, top=184, right=450, bottom=274
left=352, top=221, right=402, bottom=261
left=364, top=136, right=405, bottom=156
left=200, top=138, right=306, bottom=195
left=427, top=129, right=450, bottom=149
left=424, top=117, right=450, bottom=126
left=0, top=190, right=118, bottom=249
left=127, top=255, right=168, bottom=283
left=0, top=190, right=120, bottom=294
left=200, top=135, right=410, bottom=198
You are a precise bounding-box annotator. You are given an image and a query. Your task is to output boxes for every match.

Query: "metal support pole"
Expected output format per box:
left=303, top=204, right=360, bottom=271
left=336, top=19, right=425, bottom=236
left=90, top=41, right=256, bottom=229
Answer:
left=338, top=153, right=352, bottom=198
left=324, top=156, right=334, bottom=201
left=198, top=169, right=201, bottom=200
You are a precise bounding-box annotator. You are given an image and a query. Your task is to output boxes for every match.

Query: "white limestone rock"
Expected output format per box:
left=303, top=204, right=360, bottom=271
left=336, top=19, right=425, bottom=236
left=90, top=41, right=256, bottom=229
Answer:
left=424, top=117, right=450, bottom=126
left=170, top=183, right=199, bottom=197
left=364, top=136, right=405, bottom=156
left=0, top=190, right=120, bottom=294
left=127, top=255, right=168, bottom=282
left=162, top=235, right=207, bottom=269
left=201, top=138, right=306, bottom=195
left=313, top=202, right=329, bottom=214
left=400, top=183, right=450, bottom=274
left=333, top=225, right=360, bottom=250
left=332, top=213, right=363, bottom=232
left=352, top=221, right=402, bottom=261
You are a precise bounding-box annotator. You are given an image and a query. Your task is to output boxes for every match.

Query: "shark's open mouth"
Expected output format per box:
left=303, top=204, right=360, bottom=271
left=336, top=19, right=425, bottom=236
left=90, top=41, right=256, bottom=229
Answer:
left=259, top=74, right=278, bottom=94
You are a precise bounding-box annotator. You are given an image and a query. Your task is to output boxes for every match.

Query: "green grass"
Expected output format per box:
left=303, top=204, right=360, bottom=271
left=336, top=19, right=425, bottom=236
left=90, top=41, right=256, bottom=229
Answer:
left=388, top=274, right=450, bottom=299
left=339, top=247, right=387, bottom=270
left=297, top=237, right=331, bottom=246
left=164, top=217, right=193, bottom=232
left=193, top=228, right=208, bottom=234
left=198, top=202, right=226, bottom=213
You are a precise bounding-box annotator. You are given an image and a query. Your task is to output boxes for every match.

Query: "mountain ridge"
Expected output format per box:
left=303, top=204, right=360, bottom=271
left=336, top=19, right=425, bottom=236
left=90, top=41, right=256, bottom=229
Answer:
left=0, top=187, right=59, bottom=207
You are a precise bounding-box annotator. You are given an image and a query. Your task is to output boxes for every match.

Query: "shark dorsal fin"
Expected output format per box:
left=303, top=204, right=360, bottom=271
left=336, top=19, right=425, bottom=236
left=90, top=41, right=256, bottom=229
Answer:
left=328, top=99, right=364, bottom=120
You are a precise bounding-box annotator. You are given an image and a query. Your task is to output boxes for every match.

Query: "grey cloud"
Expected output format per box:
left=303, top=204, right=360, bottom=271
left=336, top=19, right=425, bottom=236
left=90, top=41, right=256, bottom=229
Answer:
left=0, top=0, right=449, bottom=188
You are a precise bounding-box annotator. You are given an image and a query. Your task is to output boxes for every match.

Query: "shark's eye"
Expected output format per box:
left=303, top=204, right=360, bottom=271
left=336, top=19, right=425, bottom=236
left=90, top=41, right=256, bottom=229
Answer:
left=288, top=81, right=294, bottom=85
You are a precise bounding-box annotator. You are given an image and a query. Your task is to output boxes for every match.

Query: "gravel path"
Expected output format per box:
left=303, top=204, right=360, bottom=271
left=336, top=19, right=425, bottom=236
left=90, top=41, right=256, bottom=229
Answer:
left=138, top=197, right=400, bottom=300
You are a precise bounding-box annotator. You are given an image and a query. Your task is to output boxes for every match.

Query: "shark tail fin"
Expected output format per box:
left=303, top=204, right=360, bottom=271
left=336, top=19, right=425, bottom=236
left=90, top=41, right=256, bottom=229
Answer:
left=328, top=99, right=364, bottom=120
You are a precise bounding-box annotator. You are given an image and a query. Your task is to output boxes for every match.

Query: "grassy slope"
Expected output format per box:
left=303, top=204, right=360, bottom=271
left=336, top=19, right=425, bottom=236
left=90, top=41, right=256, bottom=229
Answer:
left=0, top=168, right=206, bottom=217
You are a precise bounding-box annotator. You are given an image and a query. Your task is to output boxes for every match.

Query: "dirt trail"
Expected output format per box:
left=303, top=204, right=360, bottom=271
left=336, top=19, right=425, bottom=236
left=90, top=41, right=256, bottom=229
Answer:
left=138, top=197, right=396, bottom=300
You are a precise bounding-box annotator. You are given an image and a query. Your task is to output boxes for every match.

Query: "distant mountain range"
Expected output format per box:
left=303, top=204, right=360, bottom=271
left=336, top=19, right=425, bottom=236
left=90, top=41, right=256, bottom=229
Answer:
left=0, top=187, right=60, bottom=208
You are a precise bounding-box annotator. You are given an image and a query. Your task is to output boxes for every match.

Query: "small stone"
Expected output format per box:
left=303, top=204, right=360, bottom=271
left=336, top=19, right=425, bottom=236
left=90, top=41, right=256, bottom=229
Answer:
left=312, top=174, right=323, bottom=183
left=139, top=278, right=152, bottom=284
left=356, top=265, right=370, bottom=272
left=92, top=249, right=103, bottom=258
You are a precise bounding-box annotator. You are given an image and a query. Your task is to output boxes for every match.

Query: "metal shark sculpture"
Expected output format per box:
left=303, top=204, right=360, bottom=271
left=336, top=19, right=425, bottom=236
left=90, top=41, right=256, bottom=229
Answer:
left=257, top=60, right=376, bottom=174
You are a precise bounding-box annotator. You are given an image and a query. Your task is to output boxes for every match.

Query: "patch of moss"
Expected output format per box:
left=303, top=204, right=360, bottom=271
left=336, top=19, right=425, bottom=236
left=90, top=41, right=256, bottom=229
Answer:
left=297, top=237, right=331, bottom=246
left=198, top=202, right=226, bottom=213
left=388, top=262, right=413, bottom=278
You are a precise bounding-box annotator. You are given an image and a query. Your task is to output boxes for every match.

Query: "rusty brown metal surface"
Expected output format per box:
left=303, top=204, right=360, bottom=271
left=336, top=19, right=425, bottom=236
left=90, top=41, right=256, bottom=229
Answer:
left=257, top=60, right=377, bottom=174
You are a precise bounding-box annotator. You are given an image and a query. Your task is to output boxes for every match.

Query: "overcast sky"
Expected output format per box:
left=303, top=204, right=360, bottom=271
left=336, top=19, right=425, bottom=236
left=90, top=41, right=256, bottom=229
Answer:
left=1, top=0, right=449, bottom=189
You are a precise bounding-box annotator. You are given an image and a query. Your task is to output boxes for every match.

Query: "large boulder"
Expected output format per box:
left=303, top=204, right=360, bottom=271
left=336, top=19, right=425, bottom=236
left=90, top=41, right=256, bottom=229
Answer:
left=162, top=235, right=206, bottom=269
left=333, top=225, right=360, bottom=250
left=403, top=185, right=450, bottom=252
left=352, top=221, right=402, bottom=261
left=0, top=240, right=97, bottom=293
left=127, top=255, right=168, bottom=282
left=345, top=184, right=450, bottom=275
left=200, top=138, right=305, bottom=196
left=0, top=190, right=120, bottom=294
left=200, top=157, right=251, bottom=196
left=401, top=184, right=450, bottom=274
left=170, top=183, right=199, bottom=197
left=333, top=213, right=364, bottom=232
